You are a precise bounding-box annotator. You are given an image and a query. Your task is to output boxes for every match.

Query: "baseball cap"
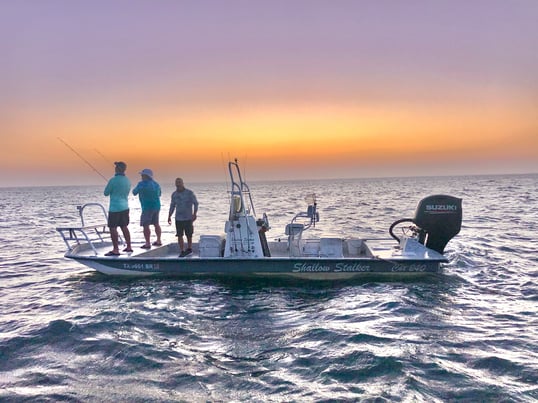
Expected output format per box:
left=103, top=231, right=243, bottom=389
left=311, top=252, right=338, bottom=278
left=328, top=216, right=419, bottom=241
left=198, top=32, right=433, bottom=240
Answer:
left=114, top=161, right=127, bottom=172
left=140, top=168, right=153, bottom=178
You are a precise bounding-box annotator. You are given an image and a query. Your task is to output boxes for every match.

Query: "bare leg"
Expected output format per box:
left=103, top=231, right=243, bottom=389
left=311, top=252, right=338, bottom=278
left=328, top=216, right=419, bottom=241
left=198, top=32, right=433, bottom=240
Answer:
left=143, top=225, right=151, bottom=247
left=110, top=227, right=119, bottom=253
left=187, top=223, right=194, bottom=251
left=155, top=223, right=162, bottom=244
left=178, top=236, right=185, bottom=252
left=120, top=226, right=131, bottom=249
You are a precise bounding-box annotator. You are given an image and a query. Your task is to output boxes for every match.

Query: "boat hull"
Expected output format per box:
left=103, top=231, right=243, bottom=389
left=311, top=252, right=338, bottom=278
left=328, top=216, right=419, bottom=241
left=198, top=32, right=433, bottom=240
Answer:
left=67, top=253, right=444, bottom=279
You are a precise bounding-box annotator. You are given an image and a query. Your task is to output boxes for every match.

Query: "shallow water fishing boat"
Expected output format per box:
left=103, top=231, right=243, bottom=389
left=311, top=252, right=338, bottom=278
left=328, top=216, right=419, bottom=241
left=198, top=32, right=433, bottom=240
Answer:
left=57, top=160, right=462, bottom=279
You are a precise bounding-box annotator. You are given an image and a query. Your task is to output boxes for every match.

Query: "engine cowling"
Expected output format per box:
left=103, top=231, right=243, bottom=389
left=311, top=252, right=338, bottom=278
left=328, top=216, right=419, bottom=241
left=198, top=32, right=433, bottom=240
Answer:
left=413, top=194, right=462, bottom=254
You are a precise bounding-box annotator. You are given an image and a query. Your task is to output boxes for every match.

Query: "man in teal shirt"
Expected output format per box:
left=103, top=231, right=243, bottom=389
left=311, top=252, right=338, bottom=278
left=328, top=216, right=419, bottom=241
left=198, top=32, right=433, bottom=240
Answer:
left=133, top=168, right=162, bottom=249
left=103, top=161, right=132, bottom=255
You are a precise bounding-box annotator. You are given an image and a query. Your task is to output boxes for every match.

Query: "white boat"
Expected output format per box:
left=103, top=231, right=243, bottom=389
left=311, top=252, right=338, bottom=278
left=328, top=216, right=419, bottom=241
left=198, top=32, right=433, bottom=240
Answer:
left=56, top=160, right=462, bottom=279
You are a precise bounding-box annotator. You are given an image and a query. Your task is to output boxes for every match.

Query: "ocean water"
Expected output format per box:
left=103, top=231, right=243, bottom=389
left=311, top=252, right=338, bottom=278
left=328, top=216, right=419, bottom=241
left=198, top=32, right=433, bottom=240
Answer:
left=0, top=174, right=537, bottom=402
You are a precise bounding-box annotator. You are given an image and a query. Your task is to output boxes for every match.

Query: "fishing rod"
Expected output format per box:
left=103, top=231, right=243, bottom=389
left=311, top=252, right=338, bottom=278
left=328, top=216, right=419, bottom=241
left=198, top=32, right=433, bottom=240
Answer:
left=57, top=137, right=108, bottom=182
left=95, top=149, right=112, bottom=164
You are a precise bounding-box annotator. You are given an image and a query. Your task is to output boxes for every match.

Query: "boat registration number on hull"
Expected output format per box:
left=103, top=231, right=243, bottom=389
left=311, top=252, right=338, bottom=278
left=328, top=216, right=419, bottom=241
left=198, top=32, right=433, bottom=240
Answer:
left=122, top=263, right=160, bottom=271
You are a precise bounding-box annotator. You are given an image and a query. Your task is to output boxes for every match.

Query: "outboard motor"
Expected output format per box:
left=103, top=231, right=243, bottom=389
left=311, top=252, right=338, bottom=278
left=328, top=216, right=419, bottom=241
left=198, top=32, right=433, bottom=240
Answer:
left=389, top=195, right=462, bottom=254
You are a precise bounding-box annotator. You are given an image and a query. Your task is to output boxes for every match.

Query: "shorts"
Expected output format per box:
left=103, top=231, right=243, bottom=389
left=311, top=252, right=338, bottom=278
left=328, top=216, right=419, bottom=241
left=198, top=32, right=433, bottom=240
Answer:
left=108, top=209, right=130, bottom=228
left=175, top=220, right=194, bottom=238
left=140, top=209, right=160, bottom=226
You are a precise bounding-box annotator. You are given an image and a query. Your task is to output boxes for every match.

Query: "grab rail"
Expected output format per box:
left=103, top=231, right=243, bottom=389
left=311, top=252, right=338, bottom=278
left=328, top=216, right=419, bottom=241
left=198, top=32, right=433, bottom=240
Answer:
left=56, top=203, right=113, bottom=255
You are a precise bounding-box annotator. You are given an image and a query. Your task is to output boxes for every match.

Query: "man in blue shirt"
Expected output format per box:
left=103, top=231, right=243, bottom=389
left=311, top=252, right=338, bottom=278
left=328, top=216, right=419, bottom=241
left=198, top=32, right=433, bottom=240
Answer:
left=133, top=168, right=162, bottom=249
left=103, top=161, right=132, bottom=256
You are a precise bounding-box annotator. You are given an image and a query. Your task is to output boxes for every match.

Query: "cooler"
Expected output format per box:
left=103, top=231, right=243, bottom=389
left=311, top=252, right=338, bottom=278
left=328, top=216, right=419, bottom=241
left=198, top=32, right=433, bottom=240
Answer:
left=199, top=235, right=224, bottom=257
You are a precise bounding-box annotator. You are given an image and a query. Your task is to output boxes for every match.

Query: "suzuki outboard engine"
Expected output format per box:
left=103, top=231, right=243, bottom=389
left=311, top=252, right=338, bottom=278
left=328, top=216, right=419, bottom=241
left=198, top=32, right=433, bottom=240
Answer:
left=389, top=195, right=462, bottom=254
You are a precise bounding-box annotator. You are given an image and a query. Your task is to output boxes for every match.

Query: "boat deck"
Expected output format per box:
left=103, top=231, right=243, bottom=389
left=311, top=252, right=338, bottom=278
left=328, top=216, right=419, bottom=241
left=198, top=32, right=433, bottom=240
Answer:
left=66, top=237, right=447, bottom=263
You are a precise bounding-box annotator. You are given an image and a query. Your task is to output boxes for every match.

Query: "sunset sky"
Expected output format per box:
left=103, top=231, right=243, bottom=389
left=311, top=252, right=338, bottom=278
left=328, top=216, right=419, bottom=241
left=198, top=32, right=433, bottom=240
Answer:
left=1, top=0, right=537, bottom=187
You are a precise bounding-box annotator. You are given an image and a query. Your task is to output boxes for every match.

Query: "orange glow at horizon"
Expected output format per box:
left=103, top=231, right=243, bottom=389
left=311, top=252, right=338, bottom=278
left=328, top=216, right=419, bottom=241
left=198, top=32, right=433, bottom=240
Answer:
left=17, top=101, right=538, bottom=154
left=2, top=98, right=537, bottom=185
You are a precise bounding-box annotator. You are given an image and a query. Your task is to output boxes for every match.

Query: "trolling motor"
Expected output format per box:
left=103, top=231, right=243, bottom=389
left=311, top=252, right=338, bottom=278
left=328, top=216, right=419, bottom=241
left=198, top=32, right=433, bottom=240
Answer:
left=389, top=195, right=462, bottom=254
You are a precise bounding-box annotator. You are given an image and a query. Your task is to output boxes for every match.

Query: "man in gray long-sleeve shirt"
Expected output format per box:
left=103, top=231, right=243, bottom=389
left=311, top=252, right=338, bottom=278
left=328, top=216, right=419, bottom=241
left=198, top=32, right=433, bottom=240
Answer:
left=168, top=178, right=198, bottom=257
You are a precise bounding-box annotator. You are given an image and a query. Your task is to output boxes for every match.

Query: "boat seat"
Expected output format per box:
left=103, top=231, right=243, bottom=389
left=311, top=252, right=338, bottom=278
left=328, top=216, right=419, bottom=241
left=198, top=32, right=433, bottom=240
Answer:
left=319, top=237, right=343, bottom=258
left=301, top=239, right=320, bottom=256
left=286, top=223, right=304, bottom=235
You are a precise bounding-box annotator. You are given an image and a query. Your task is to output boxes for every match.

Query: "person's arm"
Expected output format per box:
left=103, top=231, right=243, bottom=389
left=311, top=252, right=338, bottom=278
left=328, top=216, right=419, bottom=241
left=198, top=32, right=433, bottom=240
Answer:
left=192, top=193, right=199, bottom=221
left=104, top=180, right=111, bottom=196
left=167, top=193, right=175, bottom=224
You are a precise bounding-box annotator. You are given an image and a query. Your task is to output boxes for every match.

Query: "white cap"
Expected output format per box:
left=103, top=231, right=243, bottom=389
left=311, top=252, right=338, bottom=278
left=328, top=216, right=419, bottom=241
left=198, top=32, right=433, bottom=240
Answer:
left=139, top=168, right=153, bottom=178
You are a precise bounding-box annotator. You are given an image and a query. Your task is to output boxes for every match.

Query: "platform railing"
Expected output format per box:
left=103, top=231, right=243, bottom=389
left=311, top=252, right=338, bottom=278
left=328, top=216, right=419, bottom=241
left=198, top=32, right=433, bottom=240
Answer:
left=56, top=203, right=116, bottom=255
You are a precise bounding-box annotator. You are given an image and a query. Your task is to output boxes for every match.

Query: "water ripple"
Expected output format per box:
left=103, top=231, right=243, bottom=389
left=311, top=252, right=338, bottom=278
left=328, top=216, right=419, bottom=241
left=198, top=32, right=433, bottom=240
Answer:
left=1, top=175, right=537, bottom=401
